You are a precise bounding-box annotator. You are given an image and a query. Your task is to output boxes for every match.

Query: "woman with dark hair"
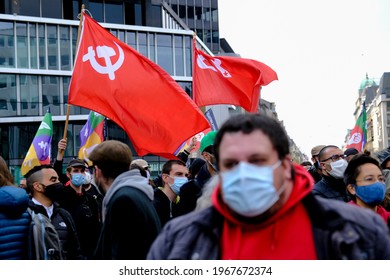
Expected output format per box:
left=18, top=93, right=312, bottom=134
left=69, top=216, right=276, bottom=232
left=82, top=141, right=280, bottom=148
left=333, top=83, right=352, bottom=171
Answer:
left=344, top=153, right=390, bottom=225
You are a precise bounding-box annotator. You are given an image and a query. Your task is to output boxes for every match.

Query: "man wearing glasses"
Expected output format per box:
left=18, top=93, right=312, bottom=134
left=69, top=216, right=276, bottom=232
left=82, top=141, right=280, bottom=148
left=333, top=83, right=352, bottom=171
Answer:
left=312, top=145, right=351, bottom=202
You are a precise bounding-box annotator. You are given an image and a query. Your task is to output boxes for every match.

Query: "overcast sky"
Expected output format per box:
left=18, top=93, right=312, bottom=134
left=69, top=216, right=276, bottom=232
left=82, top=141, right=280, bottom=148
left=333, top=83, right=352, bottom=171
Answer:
left=218, top=0, right=390, bottom=159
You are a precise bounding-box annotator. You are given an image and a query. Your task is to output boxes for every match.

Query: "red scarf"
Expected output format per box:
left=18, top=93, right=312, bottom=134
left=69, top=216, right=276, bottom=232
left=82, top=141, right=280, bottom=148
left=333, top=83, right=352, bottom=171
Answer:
left=348, top=200, right=390, bottom=224
left=212, top=164, right=317, bottom=260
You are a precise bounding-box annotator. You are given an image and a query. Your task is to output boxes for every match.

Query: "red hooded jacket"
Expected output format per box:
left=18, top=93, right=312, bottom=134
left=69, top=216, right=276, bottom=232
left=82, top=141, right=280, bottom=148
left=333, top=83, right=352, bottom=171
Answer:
left=212, top=163, right=317, bottom=260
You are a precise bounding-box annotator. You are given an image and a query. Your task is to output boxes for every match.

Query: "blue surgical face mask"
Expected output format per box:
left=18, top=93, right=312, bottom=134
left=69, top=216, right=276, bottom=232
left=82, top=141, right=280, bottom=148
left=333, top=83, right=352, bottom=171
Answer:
left=169, top=176, right=188, bottom=195
left=71, top=173, right=85, bottom=187
left=354, top=182, right=386, bottom=205
left=221, top=161, right=284, bottom=217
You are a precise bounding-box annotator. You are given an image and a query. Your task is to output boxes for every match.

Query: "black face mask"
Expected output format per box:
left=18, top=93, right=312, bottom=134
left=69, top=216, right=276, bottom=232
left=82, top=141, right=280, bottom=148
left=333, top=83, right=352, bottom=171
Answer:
left=43, top=182, right=64, bottom=202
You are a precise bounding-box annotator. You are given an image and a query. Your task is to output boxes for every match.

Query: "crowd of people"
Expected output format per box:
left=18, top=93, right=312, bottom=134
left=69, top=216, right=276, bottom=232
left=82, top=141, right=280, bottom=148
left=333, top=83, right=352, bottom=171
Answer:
left=1, top=113, right=390, bottom=260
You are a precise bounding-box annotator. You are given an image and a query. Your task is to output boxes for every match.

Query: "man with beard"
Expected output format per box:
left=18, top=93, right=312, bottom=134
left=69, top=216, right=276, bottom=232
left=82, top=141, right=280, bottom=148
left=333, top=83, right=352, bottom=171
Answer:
left=312, top=145, right=351, bottom=202
left=307, top=145, right=325, bottom=183
left=90, top=140, right=161, bottom=259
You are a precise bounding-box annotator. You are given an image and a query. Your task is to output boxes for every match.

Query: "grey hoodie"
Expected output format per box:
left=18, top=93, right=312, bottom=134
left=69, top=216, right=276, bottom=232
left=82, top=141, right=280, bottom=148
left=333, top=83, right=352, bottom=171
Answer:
left=102, top=169, right=154, bottom=222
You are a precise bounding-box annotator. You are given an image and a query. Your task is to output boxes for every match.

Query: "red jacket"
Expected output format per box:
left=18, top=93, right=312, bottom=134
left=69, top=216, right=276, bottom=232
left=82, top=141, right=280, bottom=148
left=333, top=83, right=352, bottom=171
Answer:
left=212, top=164, right=317, bottom=259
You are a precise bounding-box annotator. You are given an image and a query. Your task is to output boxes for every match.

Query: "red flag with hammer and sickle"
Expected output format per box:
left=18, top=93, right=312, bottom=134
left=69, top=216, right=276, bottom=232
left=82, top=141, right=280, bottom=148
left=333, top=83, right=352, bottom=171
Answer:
left=68, top=12, right=210, bottom=158
left=193, top=39, right=278, bottom=112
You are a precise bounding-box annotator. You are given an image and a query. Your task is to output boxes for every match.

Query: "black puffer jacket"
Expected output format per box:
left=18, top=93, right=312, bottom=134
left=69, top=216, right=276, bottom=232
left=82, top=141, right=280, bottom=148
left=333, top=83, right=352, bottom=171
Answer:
left=28, top=201, right=83, bottom=259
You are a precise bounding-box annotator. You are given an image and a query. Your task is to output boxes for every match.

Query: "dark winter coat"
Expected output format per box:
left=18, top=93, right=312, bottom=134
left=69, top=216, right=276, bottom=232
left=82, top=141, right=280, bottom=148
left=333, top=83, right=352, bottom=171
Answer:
left=0, top=186, right=31, bottom=260
left=312, top=175, right=351, bottom=202
left=28, top=200, right=83, bottom=259
left=93, top=169, right=161, bottom=260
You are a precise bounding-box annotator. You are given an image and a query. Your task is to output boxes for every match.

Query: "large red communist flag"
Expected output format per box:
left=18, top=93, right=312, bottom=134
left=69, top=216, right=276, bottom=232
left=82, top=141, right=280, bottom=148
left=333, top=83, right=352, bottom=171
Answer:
left=193, top=40, right=278, bottom=112
left=68, top=13, right=210, bottom=158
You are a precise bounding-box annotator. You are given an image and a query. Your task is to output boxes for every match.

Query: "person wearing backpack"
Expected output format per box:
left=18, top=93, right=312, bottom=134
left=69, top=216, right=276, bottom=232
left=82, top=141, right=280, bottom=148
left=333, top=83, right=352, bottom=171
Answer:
left=25, top=165, right=84, bottom=260
left=0, top=156, right=31, bottom=260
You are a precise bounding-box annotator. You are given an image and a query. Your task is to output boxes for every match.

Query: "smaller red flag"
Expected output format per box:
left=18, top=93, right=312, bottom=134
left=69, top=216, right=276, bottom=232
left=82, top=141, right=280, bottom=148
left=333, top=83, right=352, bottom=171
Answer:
left=193, top=40, right=278, bottom=112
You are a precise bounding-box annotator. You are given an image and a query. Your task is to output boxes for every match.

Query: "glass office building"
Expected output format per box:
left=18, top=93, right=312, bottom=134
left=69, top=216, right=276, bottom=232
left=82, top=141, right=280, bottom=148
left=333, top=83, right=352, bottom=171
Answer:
left=0, top=0, right=218, bottom=179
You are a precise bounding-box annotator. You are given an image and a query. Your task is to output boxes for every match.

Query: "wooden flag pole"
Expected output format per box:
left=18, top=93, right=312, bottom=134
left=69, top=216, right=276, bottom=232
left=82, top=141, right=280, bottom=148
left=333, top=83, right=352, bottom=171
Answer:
left=61, top=4, right=85, bottom=154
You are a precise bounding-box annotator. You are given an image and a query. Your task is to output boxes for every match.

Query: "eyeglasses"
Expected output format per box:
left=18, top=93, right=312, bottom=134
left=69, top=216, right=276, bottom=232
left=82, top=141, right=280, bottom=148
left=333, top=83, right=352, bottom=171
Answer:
left=321, top=154, right=346, bottom=162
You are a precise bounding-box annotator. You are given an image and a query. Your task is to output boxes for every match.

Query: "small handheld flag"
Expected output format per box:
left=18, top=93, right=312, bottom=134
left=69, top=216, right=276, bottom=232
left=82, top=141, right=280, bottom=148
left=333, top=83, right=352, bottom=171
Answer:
left=21, top=112, right=53, bottom=176
left=78, top=111, right=105, bottom=166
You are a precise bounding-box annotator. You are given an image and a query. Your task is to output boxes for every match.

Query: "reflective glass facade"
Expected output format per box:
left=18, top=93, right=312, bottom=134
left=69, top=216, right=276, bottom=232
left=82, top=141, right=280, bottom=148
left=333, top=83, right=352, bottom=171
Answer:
left=167, top=0, right=219, bottom=53
left=0, top=0, right=201, bottom=179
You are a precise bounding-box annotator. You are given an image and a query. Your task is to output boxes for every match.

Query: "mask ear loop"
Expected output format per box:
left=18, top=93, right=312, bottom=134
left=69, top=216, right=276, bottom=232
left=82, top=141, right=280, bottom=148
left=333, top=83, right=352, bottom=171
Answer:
left=272, top=160, right=288, bottom=198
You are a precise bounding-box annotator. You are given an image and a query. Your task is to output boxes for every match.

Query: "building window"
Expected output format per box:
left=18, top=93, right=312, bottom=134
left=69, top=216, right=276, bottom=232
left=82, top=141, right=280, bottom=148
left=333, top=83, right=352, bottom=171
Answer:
left=16, top=23, right=28, bottom=68
left=211, top=7, right=218, bottom=22
left=149, top=33, right=155, bottom=62
left=47, top=25, right=58, bottom=70
left=60, top=26, right=71, bottom=70
left=38, top=24, right=46, bottom=69
left=0, top=21, right=15, bottom=68
left=106, top=1, right=123, bottom=24
left=157, top=34, right=173, bottom=75
left=20, top=75, right=39, bottom=116
left=29, top=23, right=38, bottom=69
left=138, top=32, right=147, bottom=57
left=42, top=0, right=62, bottom=19
left=185, top=36, right=191, bottom=76
left=42, top=76, right=60, bottom=115
left=174, top=35, right=184, bottom=76
left=126, top=31, right=136, bottom=49
left=0, top=74, right=16, bottom=116
left=19, top=0, right=40, bottom=17
left=89, top=0, right=104, bottom=22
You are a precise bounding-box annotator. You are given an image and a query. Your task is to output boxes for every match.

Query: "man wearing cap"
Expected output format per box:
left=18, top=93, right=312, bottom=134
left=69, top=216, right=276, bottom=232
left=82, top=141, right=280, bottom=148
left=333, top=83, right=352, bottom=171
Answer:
left=51, top=139, right=101, bottom=259
left=344, top=147, right=359, bottom=162
left=90, top=140, right=161, bottom=259
left=131, top=159, right=152, bottom=178
left=197, top=131, right=218, bottom=188
left=55, top=158, right=101, bottom=259
left=307, top=145, right=325, bottom=183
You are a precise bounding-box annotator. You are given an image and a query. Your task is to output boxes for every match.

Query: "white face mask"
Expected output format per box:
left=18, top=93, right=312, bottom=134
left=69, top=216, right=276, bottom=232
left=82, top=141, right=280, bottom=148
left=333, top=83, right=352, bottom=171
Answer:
left=328, top=159, right=348, bottom=179
left=84, top=172, right=92, bottom=185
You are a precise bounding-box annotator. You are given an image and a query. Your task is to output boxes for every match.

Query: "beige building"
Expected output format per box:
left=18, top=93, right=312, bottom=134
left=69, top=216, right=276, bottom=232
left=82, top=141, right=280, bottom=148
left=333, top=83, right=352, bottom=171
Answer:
left=349, top=73, right=390, bottom=154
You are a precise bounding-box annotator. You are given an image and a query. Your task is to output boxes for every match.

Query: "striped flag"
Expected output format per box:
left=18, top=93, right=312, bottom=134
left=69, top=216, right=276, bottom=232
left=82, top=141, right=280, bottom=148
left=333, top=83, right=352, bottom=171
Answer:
left=21, top=112, right=53, bottom=176
left=174, top=128, right=211, bottom=156
left=346, top=102, right=367, bottom=152
left=78, top=111, right=105, bottom=165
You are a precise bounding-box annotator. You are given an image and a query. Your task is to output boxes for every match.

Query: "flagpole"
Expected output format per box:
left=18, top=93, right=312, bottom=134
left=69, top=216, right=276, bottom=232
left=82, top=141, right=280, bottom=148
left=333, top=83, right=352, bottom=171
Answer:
left=62, top=4, right=85, bottom=154
left=193, top=33, right=205, bottom=114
